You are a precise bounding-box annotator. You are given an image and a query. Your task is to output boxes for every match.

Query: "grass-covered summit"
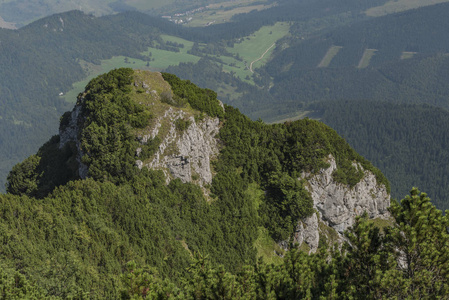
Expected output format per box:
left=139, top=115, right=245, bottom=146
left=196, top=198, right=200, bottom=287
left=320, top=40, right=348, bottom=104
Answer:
left=1, top=69, right=391, bottom=298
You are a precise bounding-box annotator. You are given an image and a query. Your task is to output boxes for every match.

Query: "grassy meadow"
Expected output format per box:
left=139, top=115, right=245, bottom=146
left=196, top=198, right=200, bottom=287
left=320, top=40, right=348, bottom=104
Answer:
left=219, top=22, right=290, bottom=82
left=358, top=49, right=378, bottom=68
left=365, top=0, right=449, bottom=17
left=227, top=22, right=290, bottom=65
left=400, top=51, right=418, bottom=60
left=318, top=46, right=343, bottom=68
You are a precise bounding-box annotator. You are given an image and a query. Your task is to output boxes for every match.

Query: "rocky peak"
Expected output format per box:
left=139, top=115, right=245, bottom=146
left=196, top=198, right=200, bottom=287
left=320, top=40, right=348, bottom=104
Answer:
left=59, top=70, right=222, bottom=187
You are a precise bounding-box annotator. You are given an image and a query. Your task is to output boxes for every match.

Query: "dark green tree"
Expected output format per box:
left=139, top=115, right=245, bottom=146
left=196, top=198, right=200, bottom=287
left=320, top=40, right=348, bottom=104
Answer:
left=386, top=188, right=449, bottom=298
left=6, top=155, right=41, bottom=196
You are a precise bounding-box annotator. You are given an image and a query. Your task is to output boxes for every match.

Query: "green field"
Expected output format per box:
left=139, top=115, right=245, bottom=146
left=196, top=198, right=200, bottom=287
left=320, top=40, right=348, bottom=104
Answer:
left=318, top=46, right=343, bottom=68
left=358, top=48, right=377, bottom=68
left=365, top=0, right=449, bottom=17
left=400, top=51, right=418, bottom=60
left=223, top=22, right=290, bottom=80
left=160, top=34, right=195, bottom=51
left=228, top=22, right=290, bottom=64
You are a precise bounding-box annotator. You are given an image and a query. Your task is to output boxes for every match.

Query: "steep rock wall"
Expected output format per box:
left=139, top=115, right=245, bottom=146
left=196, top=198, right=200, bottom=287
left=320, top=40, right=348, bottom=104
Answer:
left=294, top=155, right=390, bottom=253
left=136, top=107, right=220, bottom=186
left=58, top=101, right=89, bottom=179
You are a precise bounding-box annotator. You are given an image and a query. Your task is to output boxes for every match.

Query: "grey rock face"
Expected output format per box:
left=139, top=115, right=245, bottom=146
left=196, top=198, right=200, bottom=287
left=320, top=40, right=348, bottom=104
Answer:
left=292, top=155, right=390, bottom=252
left=306, top=156, right=390, bottom=233
left=59, top=101, right=88, bottom=179
left=143, top=107, right=220, bottom=186
left=59, top=104, right=81, bottom=149
left=293, top=212, right=320, bottom=253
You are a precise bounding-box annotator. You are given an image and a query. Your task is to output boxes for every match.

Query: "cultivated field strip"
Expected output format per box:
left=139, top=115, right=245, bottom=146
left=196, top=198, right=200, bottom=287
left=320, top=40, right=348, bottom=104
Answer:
left=358, top=49, right=378, bottom=68
left=318, top=46, right=343, bottom=68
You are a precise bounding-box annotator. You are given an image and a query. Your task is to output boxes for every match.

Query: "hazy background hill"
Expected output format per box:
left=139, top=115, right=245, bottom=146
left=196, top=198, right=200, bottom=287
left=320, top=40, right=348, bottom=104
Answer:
left=264, top=2, right=449, bottom=112
left=0, top=0, right=237, bottom=28
left=1, top=0, right=449, bottom=209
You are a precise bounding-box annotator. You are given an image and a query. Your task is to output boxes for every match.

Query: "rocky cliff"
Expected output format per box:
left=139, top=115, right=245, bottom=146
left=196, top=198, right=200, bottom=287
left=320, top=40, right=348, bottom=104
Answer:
left=292, top=155, right=391, bottom=253
left=59, top=70, right=222, bottom=188
left=136, top=107, right=220, bottom=187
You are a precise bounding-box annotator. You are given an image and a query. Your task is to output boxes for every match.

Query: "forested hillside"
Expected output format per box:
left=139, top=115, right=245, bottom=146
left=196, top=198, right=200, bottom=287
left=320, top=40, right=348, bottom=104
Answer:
left=264, top=2, right=449, bottom=114
left=1, top=69, right=448, bottom=299
left=266, top=53, right=449, bottom=115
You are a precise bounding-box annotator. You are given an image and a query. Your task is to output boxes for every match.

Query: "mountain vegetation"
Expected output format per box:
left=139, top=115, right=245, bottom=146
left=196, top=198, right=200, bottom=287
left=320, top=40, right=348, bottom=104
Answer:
left=1, top=69, right=447, bottom=299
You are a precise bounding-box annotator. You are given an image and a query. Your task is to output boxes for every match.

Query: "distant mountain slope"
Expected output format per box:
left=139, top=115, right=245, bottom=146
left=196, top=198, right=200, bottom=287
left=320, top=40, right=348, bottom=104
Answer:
left=265, top=6, right=449, bottom=96
left=0, top=0, right=234, bottom=27
left=279, top=1, right=449, bottom=68
left=267, top=53, right=449, bottom=114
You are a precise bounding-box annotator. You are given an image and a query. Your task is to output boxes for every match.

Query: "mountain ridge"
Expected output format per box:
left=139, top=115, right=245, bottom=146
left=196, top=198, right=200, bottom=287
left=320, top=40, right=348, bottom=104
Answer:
left=7, top=68, right=390, bottom=247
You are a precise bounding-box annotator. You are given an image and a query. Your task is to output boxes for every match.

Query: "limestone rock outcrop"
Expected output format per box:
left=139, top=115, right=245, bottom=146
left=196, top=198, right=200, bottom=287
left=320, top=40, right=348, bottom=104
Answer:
left=137, top=107, right=220, bottom=186
left=293, top=212, right=320, bottom=253
left=293, top=155, right=390, bottom=253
